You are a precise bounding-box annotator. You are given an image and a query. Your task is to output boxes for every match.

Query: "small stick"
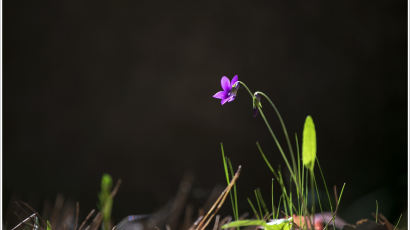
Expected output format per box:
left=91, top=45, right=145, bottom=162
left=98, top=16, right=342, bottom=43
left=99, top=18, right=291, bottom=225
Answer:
left=78, top=209, right=96, bottom=230
left=188, top=216, right=203, bottom=230
left=333, top=185, right=338, bottom=210
left=218, top=216, right=232, bottom=229
left=212, top=215, right=221, bottom=230
left=196, top=166, right=242, bottom=230
left=90, top=212, right=103, bottom=230
left=11, top=213, right=38, bottom=230
left=74, top=202, right=80, bottom=230
left=110, top=179, right=122, bottom=198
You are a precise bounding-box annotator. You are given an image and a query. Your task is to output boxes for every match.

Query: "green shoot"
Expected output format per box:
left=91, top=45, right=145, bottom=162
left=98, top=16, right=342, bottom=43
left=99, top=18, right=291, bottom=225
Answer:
left=220, top=143, right=239, bottom=224
left=256, top=188, right=269, bottom=217
left=313, top=175, right=323, bottom=213
left=228, top=158, right=240, bottom=222
left=271, top=179, right=275, bottom=217
left=393, top=213, right=402, bottom=230
left=248, top=198, right=261, bottom=219
left=316, top=158, right=333, bottom=213
left=323, top=183, right=346, bottom=230
left=98, top=173, right=114, bottom=230
left=46, top=220, right=52, bottom=230
left=276, top=194, right=283, bottom=219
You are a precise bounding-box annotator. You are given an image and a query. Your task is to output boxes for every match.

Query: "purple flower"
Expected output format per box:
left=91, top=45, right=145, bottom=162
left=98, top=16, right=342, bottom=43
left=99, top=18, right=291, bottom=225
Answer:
left=213, top=75, right=239, bottom=105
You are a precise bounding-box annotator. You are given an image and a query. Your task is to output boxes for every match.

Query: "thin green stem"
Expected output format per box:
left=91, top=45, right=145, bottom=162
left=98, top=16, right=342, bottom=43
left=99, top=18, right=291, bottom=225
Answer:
left=248, top=198, right=261, bottom=220
left=393, top=213, right=402, bottom=230
left=220, top=143, right=238, bottom=223
left=316, top=158, right=333, bottom=213
left=323, top=183, right=346, bottom=230
left=271, top=179, right=275, bottom=217
left=237, top=81, right=254, bottom=98
left=255, top=91, right=297, bottom=176
left=257, top=107, right=296, bottom=184
left=313, top=175, right=323, bottom=213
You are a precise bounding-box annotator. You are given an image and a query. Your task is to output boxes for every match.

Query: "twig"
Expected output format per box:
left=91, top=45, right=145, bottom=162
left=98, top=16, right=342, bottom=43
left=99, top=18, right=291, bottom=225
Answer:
left=213, top=215, right=221, bottom=230
left=333, top=185, right=338, bottom=210
left=90, top=212, right=103, bottom=230
left=195, top=165, right=242, bottom=230
left=188, top=216, right=203, bottom=230
left=218, top=216, right=232, bottom=229
left=11, top=213, right=38, bottom=230
left=110, top=179, right=122, bottom=198
left=78, top=209, right=96, bottom=230
left=74, top=202, right=80, bottom=230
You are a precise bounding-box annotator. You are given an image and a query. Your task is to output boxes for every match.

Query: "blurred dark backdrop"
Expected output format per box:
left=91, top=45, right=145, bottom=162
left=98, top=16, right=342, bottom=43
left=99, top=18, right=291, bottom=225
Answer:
left=4, top=0, right=407, bottom=225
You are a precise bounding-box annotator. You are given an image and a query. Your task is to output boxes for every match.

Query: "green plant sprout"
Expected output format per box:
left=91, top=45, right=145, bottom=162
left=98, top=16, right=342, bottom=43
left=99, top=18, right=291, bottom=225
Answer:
left=46, top=220, right=52, bottom=230
left=213, top=75, right=346, bottom=230
left=98, top=173, right=114, bottom=230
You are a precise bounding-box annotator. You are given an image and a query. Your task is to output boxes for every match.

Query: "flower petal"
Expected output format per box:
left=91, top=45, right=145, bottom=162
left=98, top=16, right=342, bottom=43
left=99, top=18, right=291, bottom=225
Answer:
left=221, top=97, right=230, bottom=105
left=221, top=76, right=231, bottom=92
left=231, top=75, right=238, bottom=86
left=213, top=91, right=227, bottom=99
left=227, top=96, right=235, bottom=102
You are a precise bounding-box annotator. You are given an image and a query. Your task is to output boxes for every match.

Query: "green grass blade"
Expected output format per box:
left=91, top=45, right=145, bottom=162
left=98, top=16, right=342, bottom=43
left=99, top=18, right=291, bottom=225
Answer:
left=276, top=194, right=283, bottom=219
left=271, top=179, right=275, bottom=217
left=313, top=175, right=323, bottom=213
left=393, top=213, right=402, bottom=230
left=228, top=158, right=239, bottom=221
left=256, top=188, right=269, bottom=217
left=295, top=133, right=302, bottom=215
left=248, top=198, right=261, bottom=219
left=222, top=220, right=266, bottom=229
left=220, top=143, right=238, bottom=223
left=46, top=220, right=52, bottom=230
left=316, top=158, right=333, bottom=213
left=254, top=189, right=264, bottom=219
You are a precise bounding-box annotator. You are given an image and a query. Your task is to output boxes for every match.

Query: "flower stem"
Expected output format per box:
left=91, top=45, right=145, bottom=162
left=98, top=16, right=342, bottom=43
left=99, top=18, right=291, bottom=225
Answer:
left=257, top=107, right=297, bottom=184
left=237, top=81, right=254, bottom=98
left=254, top=91, right=297, bottom=180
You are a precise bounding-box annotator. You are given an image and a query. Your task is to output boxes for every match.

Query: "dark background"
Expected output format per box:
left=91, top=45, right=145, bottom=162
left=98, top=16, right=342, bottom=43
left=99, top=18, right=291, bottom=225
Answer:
left=4, top=0, right=407, bottom=225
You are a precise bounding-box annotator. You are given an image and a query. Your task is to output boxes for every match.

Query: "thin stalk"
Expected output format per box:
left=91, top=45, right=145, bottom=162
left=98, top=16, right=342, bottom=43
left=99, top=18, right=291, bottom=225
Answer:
left=237, top=81, right=254, bottom=98
left=258, top=107, right=297, bottom=185
left=276, top=195, right=283, bottom=219
left=255, top=91, right=297, bottom=176
left=316, top=158, right=333, bottom=213
left=295, top=133, right=302, bottom=216
left=393, top=213, right=402, bottom=230
left=313, top=175, right=323, bottom=213
left=375, top=200, right=379, bottom=223
left=271, top=179, right=275, bottom=217
left=228, top=159, right=239, bottom=222
left=247, top=198, right=261, bottom=220
left=310, top=170, right=315, bottom=228
left=254, top=190, right=263, bottom=219
left=323, top=183, right=346, bottom=230
left=256, top=189, right=269, bottom=216
left=220, top=143, right=238, bottom=224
